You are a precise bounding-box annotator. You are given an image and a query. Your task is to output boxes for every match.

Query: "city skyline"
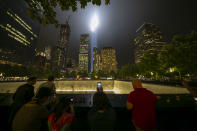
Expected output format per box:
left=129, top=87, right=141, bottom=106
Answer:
left=101, top=47, right=118, bottom=73
left=37, top=0, right=197, bottom=67
left=78, top=34, right=90, bottom=73
left=134, top=22, right=164, bottom=63
left=0, top=1, right=197, bottom=130
left=0, top=0, right=197, bottom=67
left=0, top=0, right=40, bottom=65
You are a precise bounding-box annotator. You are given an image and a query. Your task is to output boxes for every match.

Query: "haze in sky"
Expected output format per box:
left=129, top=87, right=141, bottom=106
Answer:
left=37, top=0, right=197, bottom=67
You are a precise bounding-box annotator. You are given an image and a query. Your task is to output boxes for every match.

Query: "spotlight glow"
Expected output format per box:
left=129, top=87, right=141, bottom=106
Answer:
left=90, top=13, right=99, bottom=32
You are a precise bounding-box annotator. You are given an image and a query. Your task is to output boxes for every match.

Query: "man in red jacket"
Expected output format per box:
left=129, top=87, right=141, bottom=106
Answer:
left=126, top=79, right=156, bottom=131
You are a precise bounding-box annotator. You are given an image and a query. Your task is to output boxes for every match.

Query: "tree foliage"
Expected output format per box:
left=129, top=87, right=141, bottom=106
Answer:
left=160, top=31, right=197, bottom=77
left=136, top=31, right=197, bottom=79
left=0, top=64, right=52, bottom=78
left=25, top=0, right=110, bottom=27
left=118, top=64, right=138, bottom=79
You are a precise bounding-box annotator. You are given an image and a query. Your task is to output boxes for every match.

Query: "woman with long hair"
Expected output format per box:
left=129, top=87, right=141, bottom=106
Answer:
left=48, top=97, right=74, bottom=131
left=88, top=92, right=116, bottom=131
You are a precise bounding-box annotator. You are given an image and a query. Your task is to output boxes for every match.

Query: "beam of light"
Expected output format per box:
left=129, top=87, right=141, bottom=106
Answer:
left=90, top=13, right=99, bottom=32
left=90, top=33, right=97, bottom=72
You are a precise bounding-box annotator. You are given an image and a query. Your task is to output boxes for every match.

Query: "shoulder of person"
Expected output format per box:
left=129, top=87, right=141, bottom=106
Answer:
left=15, top=84, right=29, bottom=93
left=128, top=90, right=135, bottom=96
left=66, top=113, right=74, bottom=119
left=21, top=84, right=34, bottom=90
left=38, top=105, right=49, bottom=118
left=48, top=113, right=55, bottom=122
left=18, top=83, right=27, bottom=88
left=62, top=113, right=74, bottom=124
left=40, top=103, right=49, bottom=109
left=36, top=104, right=49, bottom=114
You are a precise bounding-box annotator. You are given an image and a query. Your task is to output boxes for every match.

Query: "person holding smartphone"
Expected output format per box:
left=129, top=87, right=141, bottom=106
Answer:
left=88, top=91, right=116, bottom=131
left=97, top=82, right=103, bottom=92
left=48, top=97, right=75, bottom=131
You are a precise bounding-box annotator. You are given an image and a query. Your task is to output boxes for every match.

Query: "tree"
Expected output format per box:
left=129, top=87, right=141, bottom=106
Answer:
left=25, top=0, right=110, bottom=27
left=108, top=71, right=116, bottom=78
left=137, top=51, right=162, bottom=79
left=118, top=64, right=138, bottom=79
left=160, top=31, right=197, bottom=78
left=90, top=71, right=97, bottom=79
left=69, top=71, right=77, bottom=78
left=97, top=70, right=106, bottom=78
left=78, top=71, right=88, bottom=78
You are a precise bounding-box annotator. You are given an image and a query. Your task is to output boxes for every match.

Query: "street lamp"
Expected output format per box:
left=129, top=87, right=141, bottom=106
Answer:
left=170, top=68, right=173, bottom=73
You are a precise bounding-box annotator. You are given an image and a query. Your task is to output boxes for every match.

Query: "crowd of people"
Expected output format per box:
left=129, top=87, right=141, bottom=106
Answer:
left=8, top=76, right=158, bottom=131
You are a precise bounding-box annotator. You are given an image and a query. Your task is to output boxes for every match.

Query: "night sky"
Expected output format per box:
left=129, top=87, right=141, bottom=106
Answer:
left=37, top=0, right=197, bottom=67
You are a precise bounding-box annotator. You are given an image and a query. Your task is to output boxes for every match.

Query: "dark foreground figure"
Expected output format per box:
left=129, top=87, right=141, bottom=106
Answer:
left=12, top=87, right=51, bottom=131
left=127, top=80, right=156, bottom=131
left=0, top=79, right=196, bottom=131
left=8, top=77, right=37, bottom=125
left=88, top=91, right=116, bottom=131
left=48, top=97, right=75, bottom=131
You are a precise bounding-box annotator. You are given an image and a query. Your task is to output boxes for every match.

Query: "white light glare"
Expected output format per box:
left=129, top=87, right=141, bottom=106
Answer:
left=194, top=97, right=197, bottom=101
left=90, top=13, right=99, bottom=32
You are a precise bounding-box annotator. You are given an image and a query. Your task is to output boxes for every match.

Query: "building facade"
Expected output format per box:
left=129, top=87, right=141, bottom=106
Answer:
left=34, top=49, right=47, bottom=69
left=78, top=34, right=90, bottom=73
left=93, top=47, right=102, bottom=72
left=134, top=22, right=164, bottom=63
left=33, top=46, right=51, bottom=70
left=0, top=0, right=41, bottom=66
left=100, top=47, right=118, bottom=73
left=65, top=58, right=78, bottom=73
left=51, top=22, right=71, bottom=74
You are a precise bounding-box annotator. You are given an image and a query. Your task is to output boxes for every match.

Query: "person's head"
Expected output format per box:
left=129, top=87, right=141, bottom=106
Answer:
left=93, top=92, right=111, bottom=111
left=48, top=76, right=55, bottom=82
left=53, top=97, right=71, bottom=119
left=132, top=79, right=143, bottom=89
left=27, top=77, right=37, bottom=85
left=97, top=86, right=103, bottom=92
left=35, top=87, right=51, bottom=104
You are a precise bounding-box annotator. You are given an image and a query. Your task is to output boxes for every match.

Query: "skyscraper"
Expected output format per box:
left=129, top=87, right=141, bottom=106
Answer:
left=51, top=22, right=71, bottom=74
left=33, top=46, right=51, bottom=70
left=78, top=34, right=90, bottom=73
left=101, top=47, right=118, bottom=73
left=93, top=47, right=102, bottom=72
left=0, top=0, right=41, bottom=65
left=134, top=22, right=164, bottom=63
left=34, top=48, right=47, bottom=70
